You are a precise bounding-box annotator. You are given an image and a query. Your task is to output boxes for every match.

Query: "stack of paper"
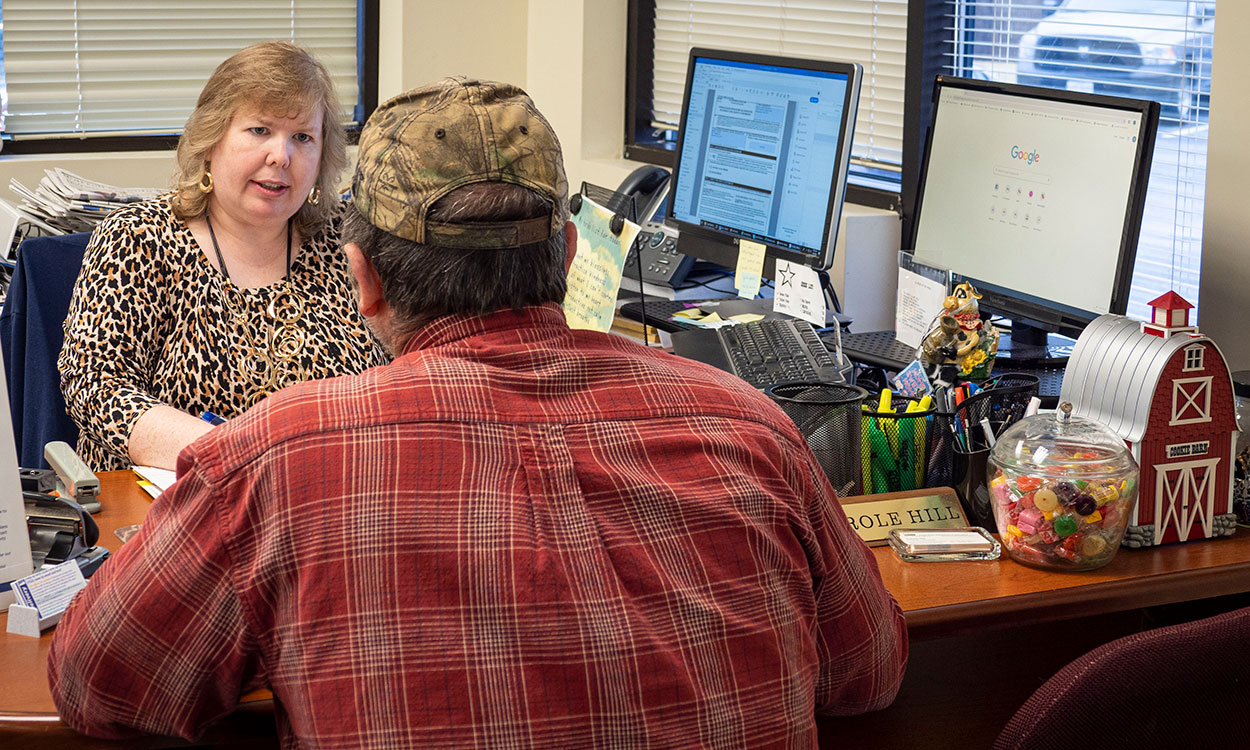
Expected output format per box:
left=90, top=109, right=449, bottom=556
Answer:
left=7, top=168, right=161, bottom=234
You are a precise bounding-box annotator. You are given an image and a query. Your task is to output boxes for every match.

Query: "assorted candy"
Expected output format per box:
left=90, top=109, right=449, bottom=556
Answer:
left=990, top=452, right=1137, bottom=570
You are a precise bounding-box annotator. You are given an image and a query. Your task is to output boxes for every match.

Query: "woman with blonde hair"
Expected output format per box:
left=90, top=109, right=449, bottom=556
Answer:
left=59, top=41, right=387, bottom=471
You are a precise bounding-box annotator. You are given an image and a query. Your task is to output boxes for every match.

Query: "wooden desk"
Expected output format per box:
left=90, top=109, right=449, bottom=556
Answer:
left=0, top=472, right=276, bottom=750
left=3, top=472, right=1249, bottom=748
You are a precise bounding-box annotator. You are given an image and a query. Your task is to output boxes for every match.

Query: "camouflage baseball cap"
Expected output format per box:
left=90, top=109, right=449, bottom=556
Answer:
left=352, top=77, right=568, bottom=249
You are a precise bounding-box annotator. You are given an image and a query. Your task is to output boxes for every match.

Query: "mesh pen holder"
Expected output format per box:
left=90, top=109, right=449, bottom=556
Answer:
left=927, top=373, right=1040, bottom=527
left=766, top=382, right=868, bottom=497
left=859, top=402, right=937, bottom=496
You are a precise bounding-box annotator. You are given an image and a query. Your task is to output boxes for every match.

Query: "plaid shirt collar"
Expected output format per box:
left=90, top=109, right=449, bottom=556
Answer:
left=400, top=303, right=568, bottom=357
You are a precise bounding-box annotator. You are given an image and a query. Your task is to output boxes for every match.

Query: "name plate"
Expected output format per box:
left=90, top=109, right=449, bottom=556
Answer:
left=839, top=488, right=969, bottom=546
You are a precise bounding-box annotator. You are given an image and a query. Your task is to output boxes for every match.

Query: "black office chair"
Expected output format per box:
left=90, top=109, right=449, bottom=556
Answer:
left=993, top=604, right=1250, bottom=749
left=0, top=232, right=92, bottom=469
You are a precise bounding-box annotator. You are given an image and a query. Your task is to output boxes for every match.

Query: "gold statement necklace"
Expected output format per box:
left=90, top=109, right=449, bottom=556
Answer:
left=207, top=213, right=308, bottom=407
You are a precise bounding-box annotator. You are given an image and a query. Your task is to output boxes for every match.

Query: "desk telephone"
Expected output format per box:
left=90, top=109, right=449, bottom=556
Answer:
left=616, top=166, right=695, bottom=288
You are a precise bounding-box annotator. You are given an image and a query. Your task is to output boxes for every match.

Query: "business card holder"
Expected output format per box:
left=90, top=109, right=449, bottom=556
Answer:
left=887, top=527, right=1001, bottom=562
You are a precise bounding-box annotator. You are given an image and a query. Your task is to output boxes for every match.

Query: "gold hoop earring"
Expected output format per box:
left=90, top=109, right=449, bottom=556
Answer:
left=199, top=170, right=214, bottom=194
left=307, top=186, right=321, bottom=206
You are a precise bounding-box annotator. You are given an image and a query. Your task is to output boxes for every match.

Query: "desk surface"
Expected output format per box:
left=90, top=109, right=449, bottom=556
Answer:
left=4, top=471, right=1250, bottom=747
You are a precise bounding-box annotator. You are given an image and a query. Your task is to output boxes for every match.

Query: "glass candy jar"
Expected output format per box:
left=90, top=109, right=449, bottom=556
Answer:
left=988, top=403, right=1139, bottom=571
left=1233, top=371, right=1250, bottom=523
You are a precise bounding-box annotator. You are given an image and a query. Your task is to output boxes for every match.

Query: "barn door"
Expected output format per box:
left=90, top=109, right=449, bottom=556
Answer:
left=1154, top=458, right=1219, bottom=544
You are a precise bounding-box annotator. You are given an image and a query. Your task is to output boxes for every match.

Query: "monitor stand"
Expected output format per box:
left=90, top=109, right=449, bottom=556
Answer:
left=995, top=321, right=1075, bottom=364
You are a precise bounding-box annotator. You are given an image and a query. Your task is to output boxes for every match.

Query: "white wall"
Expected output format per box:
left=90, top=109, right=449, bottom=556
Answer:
left=1200, top=4, right=1249, bottom=371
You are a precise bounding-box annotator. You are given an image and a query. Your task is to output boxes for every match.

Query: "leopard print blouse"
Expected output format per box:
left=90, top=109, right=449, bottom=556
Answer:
left=58, top=197, right=388, bottom=471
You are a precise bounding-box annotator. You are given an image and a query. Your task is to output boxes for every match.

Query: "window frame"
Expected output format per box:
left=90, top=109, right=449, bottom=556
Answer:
left=0, top=0, right=379, bottom=156
left=1183, top=344, right=1205, bottom=372
left=623, top=0, right=906, bottom=213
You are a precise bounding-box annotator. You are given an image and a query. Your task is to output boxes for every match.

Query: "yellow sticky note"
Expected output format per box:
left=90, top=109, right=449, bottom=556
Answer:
left=735, top=240, right=766, bottom=299
left=728, top=313, right=765, bottom=324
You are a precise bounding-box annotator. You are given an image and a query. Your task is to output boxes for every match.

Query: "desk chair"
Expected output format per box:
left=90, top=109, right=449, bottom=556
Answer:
left=0, top=232, right=91, bottom=469
left=993, top=604, right=1250, bottom=749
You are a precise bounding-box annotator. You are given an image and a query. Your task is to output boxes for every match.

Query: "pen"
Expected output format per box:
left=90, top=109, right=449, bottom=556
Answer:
left=870, top=418, right=898, bottom=493
left=200, top=411, right=227, bottom=426
left=980, top=417, right=997, bottom=449
left=950, top=421, right=966, bottom=452
left=914, top=394, right=932, bottom=487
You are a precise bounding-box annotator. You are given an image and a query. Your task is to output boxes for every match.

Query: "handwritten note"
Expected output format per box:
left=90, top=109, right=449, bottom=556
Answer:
left=895, top=264, right=947, bottom=349
left=565, top=196, right=642, bottom=332
left=771, top=259, right=826, bottom=327
left=735, top=239, right=766, bottom=299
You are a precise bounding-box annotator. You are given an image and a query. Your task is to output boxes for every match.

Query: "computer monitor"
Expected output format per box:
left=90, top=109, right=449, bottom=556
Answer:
left=666, top=48, right=862, bottom=282
left=909, top=75, right=1159, bottom=360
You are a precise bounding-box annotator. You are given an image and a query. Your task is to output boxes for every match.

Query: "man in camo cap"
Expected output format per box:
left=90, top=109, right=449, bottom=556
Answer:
left=49, top=78, right=905, bottom=748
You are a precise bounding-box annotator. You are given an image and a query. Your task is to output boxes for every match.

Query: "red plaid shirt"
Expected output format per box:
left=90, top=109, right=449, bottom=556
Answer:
left=49, top=305, right=907, bottom=748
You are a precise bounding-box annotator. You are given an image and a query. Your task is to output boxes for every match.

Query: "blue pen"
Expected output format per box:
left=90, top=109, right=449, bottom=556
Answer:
left=200, top=411, right=227, bottom=426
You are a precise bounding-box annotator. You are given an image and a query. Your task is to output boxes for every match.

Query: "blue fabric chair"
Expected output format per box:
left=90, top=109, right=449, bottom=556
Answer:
left=0, top=232, right=91, bottom=469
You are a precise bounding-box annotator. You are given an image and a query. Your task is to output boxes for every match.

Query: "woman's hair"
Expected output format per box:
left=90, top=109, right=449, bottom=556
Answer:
left=170, top=41, right=345, bottom=236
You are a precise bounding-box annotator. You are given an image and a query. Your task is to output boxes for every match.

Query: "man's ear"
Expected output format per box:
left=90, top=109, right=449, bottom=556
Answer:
left=563, top=221, right=578, bottom=273
left=344, top=242, right=385, bottom=318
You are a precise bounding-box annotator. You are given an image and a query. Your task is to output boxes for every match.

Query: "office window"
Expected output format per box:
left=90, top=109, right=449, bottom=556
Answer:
left=0, top=0, right=376, bottom=154
left=930, top=0, right=1215, bottom=322
left=626, top=0, right=909, bottom=207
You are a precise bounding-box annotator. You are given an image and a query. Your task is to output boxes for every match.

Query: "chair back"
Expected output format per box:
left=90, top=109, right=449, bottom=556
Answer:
left=0, top=232, right=91, bottom=469
left=993, top=604, right=1250, bottom=749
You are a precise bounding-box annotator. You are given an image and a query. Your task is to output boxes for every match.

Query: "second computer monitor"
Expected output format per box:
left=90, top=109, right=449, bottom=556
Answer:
left=666, top=48, right=862, bottom=278
left=910, top=75, right=1159, bottom=356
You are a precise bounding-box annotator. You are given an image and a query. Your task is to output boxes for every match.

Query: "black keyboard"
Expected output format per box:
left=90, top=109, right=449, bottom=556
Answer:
left=671, top=318, right=843, bottom=389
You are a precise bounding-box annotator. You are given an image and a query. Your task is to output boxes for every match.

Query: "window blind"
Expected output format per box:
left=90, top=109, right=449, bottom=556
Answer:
left=0, top=0, right=359, bottom=139
left=651, top=0, right=909, bottom=191
left=940, top=0, right=1215, bottom=322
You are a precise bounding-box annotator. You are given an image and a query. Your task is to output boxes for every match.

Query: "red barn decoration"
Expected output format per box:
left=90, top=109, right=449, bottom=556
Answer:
left=1060, top=296, right=1238, bottom=547
left=1141, top=290, right=1196, bottom=338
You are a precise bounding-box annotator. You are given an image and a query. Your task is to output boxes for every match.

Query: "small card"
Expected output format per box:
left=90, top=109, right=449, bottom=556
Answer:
left=772, top=259, right=826, bottom=327
left=13, top=559, right=87, bottom=618
left=735, top=239, right=766, bottom=299
left=892, top=360, right=932, bottom=399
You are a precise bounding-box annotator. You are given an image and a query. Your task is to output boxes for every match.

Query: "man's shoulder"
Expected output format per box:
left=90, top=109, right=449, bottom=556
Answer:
left=184, top=366, right=397, bottom=481
left=185, top=340, right=808, bottom=481
left=567, top=331, right=803, bottom=433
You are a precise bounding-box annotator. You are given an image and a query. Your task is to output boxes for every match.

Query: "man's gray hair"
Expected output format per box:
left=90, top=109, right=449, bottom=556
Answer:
left=342, top=182, right=568, bottom=343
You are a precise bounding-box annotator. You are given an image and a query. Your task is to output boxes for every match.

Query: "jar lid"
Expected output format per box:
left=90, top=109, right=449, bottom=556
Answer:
left=989, top=402, right=1138, bottom=480
left=1233, top=370, right=1250, bottom=399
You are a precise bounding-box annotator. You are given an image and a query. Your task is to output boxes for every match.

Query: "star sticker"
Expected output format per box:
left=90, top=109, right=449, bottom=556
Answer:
left=778, top=265, right=795, bottom=287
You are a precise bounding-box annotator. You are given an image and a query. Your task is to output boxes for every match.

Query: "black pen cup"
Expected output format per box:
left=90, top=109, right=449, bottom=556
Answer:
left=952, top=446, right=994, bottom=530
left=925, top=372, right=1040, bottom=494
left=765, top=382, right=868, bottom=498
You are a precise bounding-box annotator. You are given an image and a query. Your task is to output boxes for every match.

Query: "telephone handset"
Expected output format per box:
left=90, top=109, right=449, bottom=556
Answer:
left=615, top=165, right=695, bottom=288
